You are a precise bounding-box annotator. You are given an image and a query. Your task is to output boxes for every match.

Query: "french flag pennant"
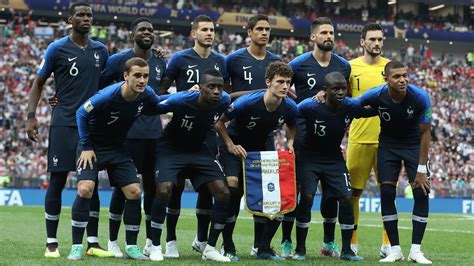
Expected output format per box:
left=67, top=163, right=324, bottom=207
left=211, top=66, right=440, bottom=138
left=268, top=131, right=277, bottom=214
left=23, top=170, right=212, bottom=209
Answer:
left=243, top=151, right=296, bottom=220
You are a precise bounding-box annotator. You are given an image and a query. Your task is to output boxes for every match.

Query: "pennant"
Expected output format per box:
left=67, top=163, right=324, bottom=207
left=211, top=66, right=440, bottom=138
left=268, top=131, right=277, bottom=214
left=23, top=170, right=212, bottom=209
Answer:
left=243, top=151, right=296, bottom=219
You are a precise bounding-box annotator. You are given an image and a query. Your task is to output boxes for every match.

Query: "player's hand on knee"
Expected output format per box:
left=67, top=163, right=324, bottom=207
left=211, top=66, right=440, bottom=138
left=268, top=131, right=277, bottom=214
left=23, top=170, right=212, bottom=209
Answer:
left=26, top=117, right=39, bottom=142
left=228, top=144, right=247, bottom=159
left=313, top=90, right=326, bottom=103
left=77, top=150, right=97, bottom=170
left=413, top=173, right=430, bottom=196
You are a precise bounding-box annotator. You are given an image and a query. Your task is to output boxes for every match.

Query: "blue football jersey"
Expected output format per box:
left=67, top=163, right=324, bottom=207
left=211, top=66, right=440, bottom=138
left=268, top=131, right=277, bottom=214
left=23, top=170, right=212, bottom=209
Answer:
left=225, top=48, right=281, bottom=92
left=164, top=48, right=228, bottom=91
left=358, top=84, right=432, bottom=147
left=289, top=52, right=351, bottom=103
left=100, top=48, right=167, bottom=139
left=159, top=91, right=231, bottom=151
left=76, top=82, right=166, bottom=149
left=297, top=97, right=369, bottom=160
left=38, top=36, right=108, bottom=126
left=225, top=91, right=297, bottom=151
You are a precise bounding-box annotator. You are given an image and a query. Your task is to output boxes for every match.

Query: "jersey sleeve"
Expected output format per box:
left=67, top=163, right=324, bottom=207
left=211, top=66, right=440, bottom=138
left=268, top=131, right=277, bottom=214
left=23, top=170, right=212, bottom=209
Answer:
left=219, top=55, right=229, bottom=82
left=285, top=99, right=298, bottom=126
left=347, top=98, right=378, bottom=118
left=142, top=87, right=171, bottom=115
left=297, top=99, right=313, bottom=119
left=76, top=90, right=110, bottom=150
left=37, top=43, right=57, bottom=79
left=224, top=95, right=247, bottom=120
left=163, top=52, right=181, bottom=81
left=418, top=90, right=432, bottom=124
left=99, top=55, right=121, bottom=89
left=358, top=87, right=380, bottom=107
left=288, top=58, right=300, bottom=84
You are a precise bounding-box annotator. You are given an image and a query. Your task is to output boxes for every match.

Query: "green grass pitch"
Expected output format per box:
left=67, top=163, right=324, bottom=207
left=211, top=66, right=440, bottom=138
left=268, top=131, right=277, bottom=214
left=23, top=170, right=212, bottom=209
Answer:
left=1, top=206, right=473, bottom=265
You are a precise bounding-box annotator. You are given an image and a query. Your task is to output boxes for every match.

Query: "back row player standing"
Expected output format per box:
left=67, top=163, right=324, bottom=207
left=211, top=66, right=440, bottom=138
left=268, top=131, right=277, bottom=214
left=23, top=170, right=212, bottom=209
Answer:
left=222, top=14, right=282, bottom=258
left=26, top=2, right=112, bottom=259
left=98, top=17, right=166, bottom=257
left=157, top=15, right=228, bottom=257
left=283, top=17, right=351, bottom=258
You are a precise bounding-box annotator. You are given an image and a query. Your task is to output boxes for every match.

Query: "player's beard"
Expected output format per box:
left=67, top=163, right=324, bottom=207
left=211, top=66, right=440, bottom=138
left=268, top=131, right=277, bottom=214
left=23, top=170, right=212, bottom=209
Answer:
left=316, top=41, right=334, bottom=52
left=366, top=48, right=381, bottom=57
left=136, top=37, right=154, bottom=50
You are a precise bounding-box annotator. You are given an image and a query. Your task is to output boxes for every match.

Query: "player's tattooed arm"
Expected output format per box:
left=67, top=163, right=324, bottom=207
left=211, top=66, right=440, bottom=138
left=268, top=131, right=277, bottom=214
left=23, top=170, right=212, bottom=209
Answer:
left=413, top=123, right=432, bottom=195
left=214, top=115, right=247, bottom=159
left=26, top=75, right=47, bottom=142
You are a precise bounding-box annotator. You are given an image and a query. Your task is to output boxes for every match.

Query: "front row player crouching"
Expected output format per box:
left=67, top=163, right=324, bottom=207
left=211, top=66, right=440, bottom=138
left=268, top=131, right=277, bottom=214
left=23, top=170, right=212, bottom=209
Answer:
left=358, top=61, right=433, bottom=264
left=149, top=69, right=232, bottom=262
left=295, top=72, right=372, bottom=261
left=215, top=61, right=297, bottom=261
left=69, top=58, right=168, bottom=260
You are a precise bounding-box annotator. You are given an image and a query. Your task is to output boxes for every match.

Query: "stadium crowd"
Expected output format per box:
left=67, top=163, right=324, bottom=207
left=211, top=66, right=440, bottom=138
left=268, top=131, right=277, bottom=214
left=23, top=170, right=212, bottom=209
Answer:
left=90, top=0, right=472, bottom=32
left=0, top=18, right=472, bottom=198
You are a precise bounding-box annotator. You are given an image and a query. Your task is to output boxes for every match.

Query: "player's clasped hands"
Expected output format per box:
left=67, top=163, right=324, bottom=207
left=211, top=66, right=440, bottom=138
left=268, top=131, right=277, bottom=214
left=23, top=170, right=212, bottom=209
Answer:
left=77, top=150, right=97, bottom=170
left=413, top=173, right=431, bottom=196
left=228, top=143, right=247, bottom=159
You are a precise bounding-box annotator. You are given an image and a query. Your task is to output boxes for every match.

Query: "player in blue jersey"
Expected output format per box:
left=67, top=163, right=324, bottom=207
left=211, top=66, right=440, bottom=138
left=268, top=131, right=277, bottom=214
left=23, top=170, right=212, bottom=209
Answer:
left=215, top=62, right=297, bottom=261
left=99, top=17, right=167, bottom=258
left=149, top=69, right=232, bottom=262
left=295, top=72, right=371, bottom=261
left=358, top=61, right=433, bottom=264
left=158, top=15, right=228, bottom=257
left=224, top=14, right=281, bottom=98
left=69, top=57, right=168, bottom=261
left=283, top=17, right=352, bottom=257
left=26, top=2, right=111, bottom=259
left=223, top=13, right=287, bottom=258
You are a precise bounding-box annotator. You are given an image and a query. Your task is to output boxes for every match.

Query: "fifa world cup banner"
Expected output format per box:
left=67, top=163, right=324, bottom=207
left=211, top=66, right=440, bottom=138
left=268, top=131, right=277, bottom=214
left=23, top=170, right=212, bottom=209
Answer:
left=243, top=151, right=296, bottom=219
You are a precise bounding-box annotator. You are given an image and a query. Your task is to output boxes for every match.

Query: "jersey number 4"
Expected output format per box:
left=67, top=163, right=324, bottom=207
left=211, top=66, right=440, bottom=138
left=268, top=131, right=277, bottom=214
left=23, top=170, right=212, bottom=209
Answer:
left=244, top=70, right=252, bottom=84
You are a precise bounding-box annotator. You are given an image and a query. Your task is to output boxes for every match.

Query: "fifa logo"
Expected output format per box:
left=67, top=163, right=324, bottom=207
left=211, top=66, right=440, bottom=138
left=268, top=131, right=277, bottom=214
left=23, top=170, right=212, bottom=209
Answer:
left=52, top=155, right=58, bottom=167
left=407, top=106, right=414, bottom=119
left=267, top=182, right=275, bottom=192
left=94, top=52, right=100, bottom=67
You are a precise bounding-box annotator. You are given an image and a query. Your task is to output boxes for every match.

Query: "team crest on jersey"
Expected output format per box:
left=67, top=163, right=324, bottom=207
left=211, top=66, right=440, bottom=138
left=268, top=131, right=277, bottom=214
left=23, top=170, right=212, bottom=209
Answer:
left=94, top=52, right=100, bottom=67
left=277, top=116, right=285, bottom=126
left=214, top=63, right=220, bottom=71
left=227, top=103, right=234, bottom=113
left=155, top=66, right=162, bottom=80
left=345, top=116, right=351, bottom=126
left=213, top=113, right=220, bottom=122
left=136, top=102, right=144, bottom=116
left=77, top=166, right=82, bottom=175
left=406, top=106, right=414, bottom=119
left=52, top=155, right=59, bottom=167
